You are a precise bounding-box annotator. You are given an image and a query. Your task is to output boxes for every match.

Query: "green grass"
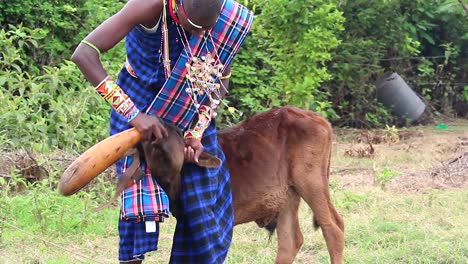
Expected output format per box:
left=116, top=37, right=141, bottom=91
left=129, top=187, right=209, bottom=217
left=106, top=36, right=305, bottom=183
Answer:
left=336, top=188, right=468, bottom=264
left=0, top=119, right=467, bottom=263
left=0, top=187, right=466, bottom=263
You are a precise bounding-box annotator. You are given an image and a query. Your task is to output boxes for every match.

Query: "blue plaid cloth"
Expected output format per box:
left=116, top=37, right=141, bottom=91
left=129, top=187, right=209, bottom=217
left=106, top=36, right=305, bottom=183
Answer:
left=111, top=6, right=187, bottom=140
left=112, top=0, right=185, bottom=222
left=170, top=121, right=234, bottom=263
left=112, top=4, right=183, bottom=261
left=119, top=159, right=170, bottom=222
left=119, top=220, right=159, bottom=261
left=109, top=0, right=252, bottom=262
left=147, top=0, right=255, bottom=131
left=119, top=121, right=234, bottom=262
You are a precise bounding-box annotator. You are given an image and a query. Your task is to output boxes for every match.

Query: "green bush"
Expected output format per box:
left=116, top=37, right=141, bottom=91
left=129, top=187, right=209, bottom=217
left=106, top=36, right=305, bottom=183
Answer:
left=0, top=1, right=128, bottom=152
left=0, top=25, right=110, bottom=152
left=0, top=0, right=125, bottom=66
left=323, top=0, right=467, bottom=127
left=1, top=0, right=466, bottom=152
left=225, top=0, right=344, bottom=124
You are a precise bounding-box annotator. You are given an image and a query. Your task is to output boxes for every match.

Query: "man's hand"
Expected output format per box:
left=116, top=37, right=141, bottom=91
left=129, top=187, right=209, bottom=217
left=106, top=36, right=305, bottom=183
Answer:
left=129, top=113, right=168, bottom=144
left=184, top=138, right=204, bottom=164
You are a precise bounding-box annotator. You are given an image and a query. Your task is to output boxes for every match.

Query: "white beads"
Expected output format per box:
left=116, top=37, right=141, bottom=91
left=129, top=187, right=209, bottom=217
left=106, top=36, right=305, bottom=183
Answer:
left=185, top=53, right=224, bottom=111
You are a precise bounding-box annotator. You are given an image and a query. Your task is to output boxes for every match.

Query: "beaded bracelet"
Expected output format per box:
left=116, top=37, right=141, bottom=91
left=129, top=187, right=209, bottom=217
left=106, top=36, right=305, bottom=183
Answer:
left=220, top=72, right=231, bottom=80
left=81, top=40, right=101, bottom=56
left=184, top=105, right=212, bottom=140
left=95, top=76, right=140, bottom=122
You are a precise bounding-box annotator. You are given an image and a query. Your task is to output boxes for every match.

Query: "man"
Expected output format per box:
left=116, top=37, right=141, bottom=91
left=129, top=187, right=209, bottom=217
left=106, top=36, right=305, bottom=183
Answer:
left=71, top=0, right=254, bottom=263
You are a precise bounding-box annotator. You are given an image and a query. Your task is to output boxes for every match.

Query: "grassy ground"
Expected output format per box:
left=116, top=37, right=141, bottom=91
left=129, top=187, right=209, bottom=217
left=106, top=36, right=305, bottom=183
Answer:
left=0, top=118, right=467, bottom=263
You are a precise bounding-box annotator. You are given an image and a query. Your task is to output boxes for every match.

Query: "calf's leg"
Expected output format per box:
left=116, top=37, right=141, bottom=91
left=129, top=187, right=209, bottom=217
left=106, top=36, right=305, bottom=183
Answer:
left=274, top=190, right=303, bottom=264
left=293, top=168, right=344, bottom=264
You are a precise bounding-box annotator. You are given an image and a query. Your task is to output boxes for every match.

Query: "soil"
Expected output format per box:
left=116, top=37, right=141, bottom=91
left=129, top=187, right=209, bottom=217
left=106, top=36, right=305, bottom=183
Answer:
left=1, top=120, right=467, bottom=194
left=395, top=151, right=468, bottom=192
left=332, top=124, right=468, bottom=193
left=0, top=149, right=116, bottom=193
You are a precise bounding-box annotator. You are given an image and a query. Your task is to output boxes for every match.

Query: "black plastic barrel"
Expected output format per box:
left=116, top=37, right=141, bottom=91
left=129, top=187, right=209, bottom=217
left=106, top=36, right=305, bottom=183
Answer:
left=375, top=72, right=426, bottom=122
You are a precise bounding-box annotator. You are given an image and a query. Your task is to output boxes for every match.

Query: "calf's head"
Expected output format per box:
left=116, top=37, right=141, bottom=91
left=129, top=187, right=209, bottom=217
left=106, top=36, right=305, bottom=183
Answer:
left=125, top=121, right=221, bottom=218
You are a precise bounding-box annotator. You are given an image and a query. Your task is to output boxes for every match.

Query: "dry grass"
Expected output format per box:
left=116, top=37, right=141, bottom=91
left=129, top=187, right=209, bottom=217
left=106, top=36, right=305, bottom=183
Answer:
left=0, top=118, right=467, bottom=263
left=332, top=119, right=468, bottom=192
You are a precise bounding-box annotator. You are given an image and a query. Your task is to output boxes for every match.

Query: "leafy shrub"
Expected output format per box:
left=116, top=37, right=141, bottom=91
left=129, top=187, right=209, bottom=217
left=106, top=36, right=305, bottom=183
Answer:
left=0, top=25, right=110, bottom=152
left=0, top=0, right=125, bottom=66
left=0, top=0, right=128, bottom=152
left=225, top=0, right=345, bottom=124
left=323, top=0, right=467, bottom=127
left=376, top=167, right=400, bottom=190
left=1, top=0, right=467, bottom=153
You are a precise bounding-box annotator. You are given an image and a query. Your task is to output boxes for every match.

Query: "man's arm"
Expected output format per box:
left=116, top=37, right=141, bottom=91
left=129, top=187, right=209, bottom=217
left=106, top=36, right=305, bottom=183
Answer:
left=71, top=0, right=168, bottom=142
left=71, top=0, right=163, bottom=85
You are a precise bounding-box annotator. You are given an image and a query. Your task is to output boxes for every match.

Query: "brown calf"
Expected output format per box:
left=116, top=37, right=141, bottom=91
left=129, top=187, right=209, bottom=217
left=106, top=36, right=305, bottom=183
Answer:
left=128, top=106, right=345, bottom=263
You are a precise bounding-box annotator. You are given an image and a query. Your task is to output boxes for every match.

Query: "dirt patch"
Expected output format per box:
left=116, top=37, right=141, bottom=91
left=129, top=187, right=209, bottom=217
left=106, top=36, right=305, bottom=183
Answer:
left=2, top=121, right=467, bottom=195
left=358, top=130, right=424, bottom=145
left=335, top=127, right=425, bottom=144
left=333, top=127, right=468, bottom=192
left=343, top=143, right=375, bottom=158
left=331, top=167, right=376, bottom=189
left=0, top=150, right=48, bottom=192
left=0, top=150, right=116, bottom=193
left=389, top=135, right=468, bottom=192
left=392, top=151, right=468, bottom=192
left=430, top=152, right=468, bottom=188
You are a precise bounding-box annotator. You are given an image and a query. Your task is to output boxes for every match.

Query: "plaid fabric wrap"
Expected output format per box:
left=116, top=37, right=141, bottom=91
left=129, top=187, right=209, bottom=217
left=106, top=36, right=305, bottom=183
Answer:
left=120, top=159, right=170, bottom=221
left=118, top=220, right=159, bottom=261
left=111, top=4, right=186, bottom=137
left=170, top=121, right=234, bottom=263
left=109, top=1, right=250, bottom=260
left=146, top=0, right=255, bottom=130
left=111, top=4, right=185, bottom=221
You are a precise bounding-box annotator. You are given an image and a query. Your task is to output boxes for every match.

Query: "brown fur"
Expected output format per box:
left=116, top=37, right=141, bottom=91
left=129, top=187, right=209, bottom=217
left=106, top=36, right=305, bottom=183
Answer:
left=121, top=106, right=344, bottom=263
left=219, top=106, right=344, bottom=263
left=139, top=122, right=186, bottom=218
left=103, top=122, right=187, bottom=217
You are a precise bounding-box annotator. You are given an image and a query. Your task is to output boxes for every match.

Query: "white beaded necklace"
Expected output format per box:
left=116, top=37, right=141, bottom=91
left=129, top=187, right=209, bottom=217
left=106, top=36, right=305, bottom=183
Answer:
left=162, top=0, right=237, bottom=116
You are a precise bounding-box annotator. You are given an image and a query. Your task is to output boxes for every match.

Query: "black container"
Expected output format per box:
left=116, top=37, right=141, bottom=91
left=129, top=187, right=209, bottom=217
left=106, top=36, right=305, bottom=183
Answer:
left=375, top=72, right=426, bottom=122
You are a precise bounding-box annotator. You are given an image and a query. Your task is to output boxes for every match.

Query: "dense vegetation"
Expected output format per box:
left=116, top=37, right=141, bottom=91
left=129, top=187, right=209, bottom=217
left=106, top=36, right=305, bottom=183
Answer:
left=1, top=2, right=467, bottom=262
left=1, top=0, right=467, bottom=152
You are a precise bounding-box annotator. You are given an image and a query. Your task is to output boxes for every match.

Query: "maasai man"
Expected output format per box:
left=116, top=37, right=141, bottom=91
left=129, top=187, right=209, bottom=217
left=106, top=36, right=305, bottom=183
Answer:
left=71, top=0, right=254, bottom=263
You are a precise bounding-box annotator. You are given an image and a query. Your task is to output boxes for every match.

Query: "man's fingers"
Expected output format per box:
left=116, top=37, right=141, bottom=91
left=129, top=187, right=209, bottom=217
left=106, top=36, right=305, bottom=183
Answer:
left=194, top=147, right=203, bottom=164
left=189, top=147, right=194, bottom=161
left=184, top=147, right=189, bottom=161
left=143, top=130, right=151, bottom=141
left=159, top=123, right=168, bottom=137
left=151, top=128, right=163, bottom=144
left=184, top=147, right=195, bottom=162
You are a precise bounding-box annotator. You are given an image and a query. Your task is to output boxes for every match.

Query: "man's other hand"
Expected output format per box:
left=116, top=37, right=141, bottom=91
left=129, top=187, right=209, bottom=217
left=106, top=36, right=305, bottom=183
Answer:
left=129, top=113, right=168, bottom=144
left=184, top=138, right=204, bottom=164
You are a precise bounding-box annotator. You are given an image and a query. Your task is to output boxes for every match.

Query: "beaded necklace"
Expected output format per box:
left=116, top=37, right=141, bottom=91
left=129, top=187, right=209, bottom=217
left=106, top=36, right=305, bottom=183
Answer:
left=161, top=0, right=172, bottom=79
left=162, top=0, right=226, bottom=114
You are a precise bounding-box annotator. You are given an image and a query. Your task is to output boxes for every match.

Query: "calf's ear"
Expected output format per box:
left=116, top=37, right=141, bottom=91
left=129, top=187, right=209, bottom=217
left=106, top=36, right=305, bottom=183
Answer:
left=198, top=151, right=222, bottom=168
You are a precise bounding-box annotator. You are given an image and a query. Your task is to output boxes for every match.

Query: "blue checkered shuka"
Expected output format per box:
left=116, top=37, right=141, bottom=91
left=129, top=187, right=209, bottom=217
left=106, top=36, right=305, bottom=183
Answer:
left=112, top=5, right=184, bottom=261
left=111, top=0, right=253, bottom=262
left=169, top=121, right=233, bottom=263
